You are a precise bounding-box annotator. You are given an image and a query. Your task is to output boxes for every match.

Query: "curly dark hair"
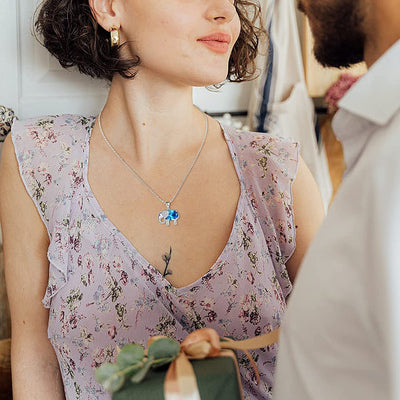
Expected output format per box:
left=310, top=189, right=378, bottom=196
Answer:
left=34, top=0, right=265, bottom=82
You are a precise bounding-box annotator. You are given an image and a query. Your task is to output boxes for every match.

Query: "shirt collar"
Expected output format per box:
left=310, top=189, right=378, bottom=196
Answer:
left=338, top=39, right=400, bottom=126
left=332, top=39, right=400, bottom=172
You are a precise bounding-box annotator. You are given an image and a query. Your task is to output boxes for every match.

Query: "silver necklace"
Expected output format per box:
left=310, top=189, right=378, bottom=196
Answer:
left=98, top=111, right=208, bottom=226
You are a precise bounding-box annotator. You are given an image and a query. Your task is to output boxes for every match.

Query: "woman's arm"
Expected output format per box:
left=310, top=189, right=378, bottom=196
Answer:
left=0, top=135, right=65, bottom=399
left=286, top=156, right=325, bottom=282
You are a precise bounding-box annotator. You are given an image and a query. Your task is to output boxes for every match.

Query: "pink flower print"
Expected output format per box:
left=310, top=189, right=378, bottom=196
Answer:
left=239, top=307, right=250, bottom=323
left=241, top=214, right=255, bottom=235
left=200, top=297, right=216, bottom=311
left=247, top=189, right=258, bottom=209
left=250, top=140, right=258, bottom=148
left=69, top=314, right=78, bottom=329
left=278, top=220, right=287, bottom=243
left=84, top=254, right=94, bottom=270
left=239, top=292, right=262, bottom=325
left=70, top=234, right=82, bottom=252
left=87, top=269, right=94, bottom=285
left=108, top=325, right=117, bottom=339
left=113, top=257, right=123, bottom=271
left=54, top=231, right=62, bottom=244
left=201, top=274, right=214, bottom=291
left=91, top=348, right=105, bottom=369
left=29, top=129, right=40, bottom=141
left=247, top=272, right=255, bottom=285
left=180, top=297, right=196, bottom=309
left=91, top=345, right=115, bottom=369
left=250, top=310, right=261, bottom=325
left=121, top=271, right=128, bottom=286
left=48, top=130, right=58, bottom=143
left=246, top=221, right=255, bottom=235
left=69, top=161, right=84, bottom=188
left=207, top=310, right=217, bottom=322
left=37, top=163, right=53, bottom=185
left=37, top=163, right=47, bottom=173
left=141, top=268, right=156, bottom=285
left=254, top=134, right=266, bottom=141
left=59, top=344, right=71, bottom=358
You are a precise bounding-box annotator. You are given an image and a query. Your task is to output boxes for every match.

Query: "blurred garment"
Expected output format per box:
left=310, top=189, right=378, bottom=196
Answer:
left=274, top=40, right=400, bottom=400
left=248, top=0, right=331, bottom=209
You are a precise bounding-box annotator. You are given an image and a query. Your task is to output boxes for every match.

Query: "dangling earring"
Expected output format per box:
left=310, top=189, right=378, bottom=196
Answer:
left=110, top=26, right=120, bottom=48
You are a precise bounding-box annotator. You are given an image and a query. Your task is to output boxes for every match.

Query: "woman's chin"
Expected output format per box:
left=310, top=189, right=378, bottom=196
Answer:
left=190, top=72, right=229, bottom=88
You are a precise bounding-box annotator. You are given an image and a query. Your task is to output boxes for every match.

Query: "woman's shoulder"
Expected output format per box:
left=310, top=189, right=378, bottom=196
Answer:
left=11, top=114, right=95, bottom=152
left=221, top=125, right=299, bottom=176
left=223, top=124, right=297, bottom=148
left=8, top=114, right=95, bottom=223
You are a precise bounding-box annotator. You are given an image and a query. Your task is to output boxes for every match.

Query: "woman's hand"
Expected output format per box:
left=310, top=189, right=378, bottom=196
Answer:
left=0, top=134, right=65, bottom=399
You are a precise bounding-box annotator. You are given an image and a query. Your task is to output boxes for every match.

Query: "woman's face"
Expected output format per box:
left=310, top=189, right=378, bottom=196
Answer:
left=118, top=0, right=241, bottom=86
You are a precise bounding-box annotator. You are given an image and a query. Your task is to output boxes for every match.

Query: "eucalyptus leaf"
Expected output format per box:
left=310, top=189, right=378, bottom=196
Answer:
left=95, top=363, right=125, bottom=392
left=148, top=338, right=180, bottom=360
left=151, top=356, right=176, bottom=368
left=130, top=356, right=154, bottom=383
left=116, top=344, right=145, bottom=368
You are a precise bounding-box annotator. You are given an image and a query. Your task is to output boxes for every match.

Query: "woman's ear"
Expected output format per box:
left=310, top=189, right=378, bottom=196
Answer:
left=88, top=0, right=120, bottom=31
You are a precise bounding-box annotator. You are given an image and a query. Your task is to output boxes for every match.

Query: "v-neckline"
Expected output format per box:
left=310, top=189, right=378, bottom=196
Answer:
left=82, top=116, right=245, bottom=294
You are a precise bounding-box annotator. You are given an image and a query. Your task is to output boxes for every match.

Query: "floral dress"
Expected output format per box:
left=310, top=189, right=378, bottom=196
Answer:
left=11, top=114, right=299, bottom=400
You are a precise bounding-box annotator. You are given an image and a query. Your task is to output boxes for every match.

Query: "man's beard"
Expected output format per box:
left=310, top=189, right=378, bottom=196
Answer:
left=299, top=0, right=366, bottom=68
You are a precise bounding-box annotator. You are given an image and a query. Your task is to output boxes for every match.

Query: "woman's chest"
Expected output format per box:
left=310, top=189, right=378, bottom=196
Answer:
left=49, top=189, right=288, bottom=339
left=49, top=230, right=287, bottom=342
left=87, top=138, right=243, bottom=288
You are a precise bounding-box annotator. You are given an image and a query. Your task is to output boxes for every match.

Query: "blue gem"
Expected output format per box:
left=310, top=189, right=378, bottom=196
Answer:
left=166, top=210, right=179, bottom=221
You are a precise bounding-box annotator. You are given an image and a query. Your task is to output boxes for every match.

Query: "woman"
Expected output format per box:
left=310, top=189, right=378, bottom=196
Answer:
left=0, top=0, right=324, bottom=399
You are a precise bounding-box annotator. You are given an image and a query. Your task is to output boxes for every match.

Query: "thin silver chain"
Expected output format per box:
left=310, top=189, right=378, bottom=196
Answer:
left=98, top=111, right=208, bottom=208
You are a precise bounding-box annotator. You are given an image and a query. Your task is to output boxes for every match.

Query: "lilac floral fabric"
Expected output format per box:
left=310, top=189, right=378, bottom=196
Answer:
left=11, top=115, right=299, bottom=400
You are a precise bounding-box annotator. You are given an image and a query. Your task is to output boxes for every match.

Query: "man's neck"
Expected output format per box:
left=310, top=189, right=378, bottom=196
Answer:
left=364, top=0, right=400, bottom=67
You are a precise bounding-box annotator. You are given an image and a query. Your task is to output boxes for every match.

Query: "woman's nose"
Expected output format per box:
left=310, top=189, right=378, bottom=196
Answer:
left=205, top=0, right=237, bottom=24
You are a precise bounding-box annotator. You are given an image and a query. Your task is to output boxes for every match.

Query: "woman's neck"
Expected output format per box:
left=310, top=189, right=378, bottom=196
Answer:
left=99, top=73, right=207, bottom=166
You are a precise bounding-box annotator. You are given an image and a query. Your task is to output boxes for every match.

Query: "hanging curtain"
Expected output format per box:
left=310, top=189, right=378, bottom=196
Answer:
left=247, top=0, right=331, bottom=209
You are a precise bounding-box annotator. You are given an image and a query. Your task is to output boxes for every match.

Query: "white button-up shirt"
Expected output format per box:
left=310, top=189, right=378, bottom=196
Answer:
left=274, top=39, right=400, bottom=400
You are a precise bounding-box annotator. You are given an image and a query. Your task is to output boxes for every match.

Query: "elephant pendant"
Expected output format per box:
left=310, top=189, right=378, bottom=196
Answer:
left=158, top=208, right=179, bottom=226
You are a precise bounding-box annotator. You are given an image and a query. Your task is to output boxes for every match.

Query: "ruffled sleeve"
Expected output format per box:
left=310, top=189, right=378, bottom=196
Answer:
left=11, top=115, right=90, bottom=308
left=227, top=127, right=299, bottom=297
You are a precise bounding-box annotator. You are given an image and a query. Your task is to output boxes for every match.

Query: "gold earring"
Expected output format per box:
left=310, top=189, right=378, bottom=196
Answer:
left=110, top=26, right=120, bottom=48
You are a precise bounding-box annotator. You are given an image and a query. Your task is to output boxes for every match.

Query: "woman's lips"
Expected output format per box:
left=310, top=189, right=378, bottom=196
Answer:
left=197, top=33, right=231, bottom=54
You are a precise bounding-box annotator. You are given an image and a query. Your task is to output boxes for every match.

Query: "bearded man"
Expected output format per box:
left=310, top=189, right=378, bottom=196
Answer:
left=274, top=1, right=400, bottom=399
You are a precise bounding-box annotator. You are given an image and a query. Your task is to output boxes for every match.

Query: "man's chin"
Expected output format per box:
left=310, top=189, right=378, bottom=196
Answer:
left=314, top=44, right=364, bottom=69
